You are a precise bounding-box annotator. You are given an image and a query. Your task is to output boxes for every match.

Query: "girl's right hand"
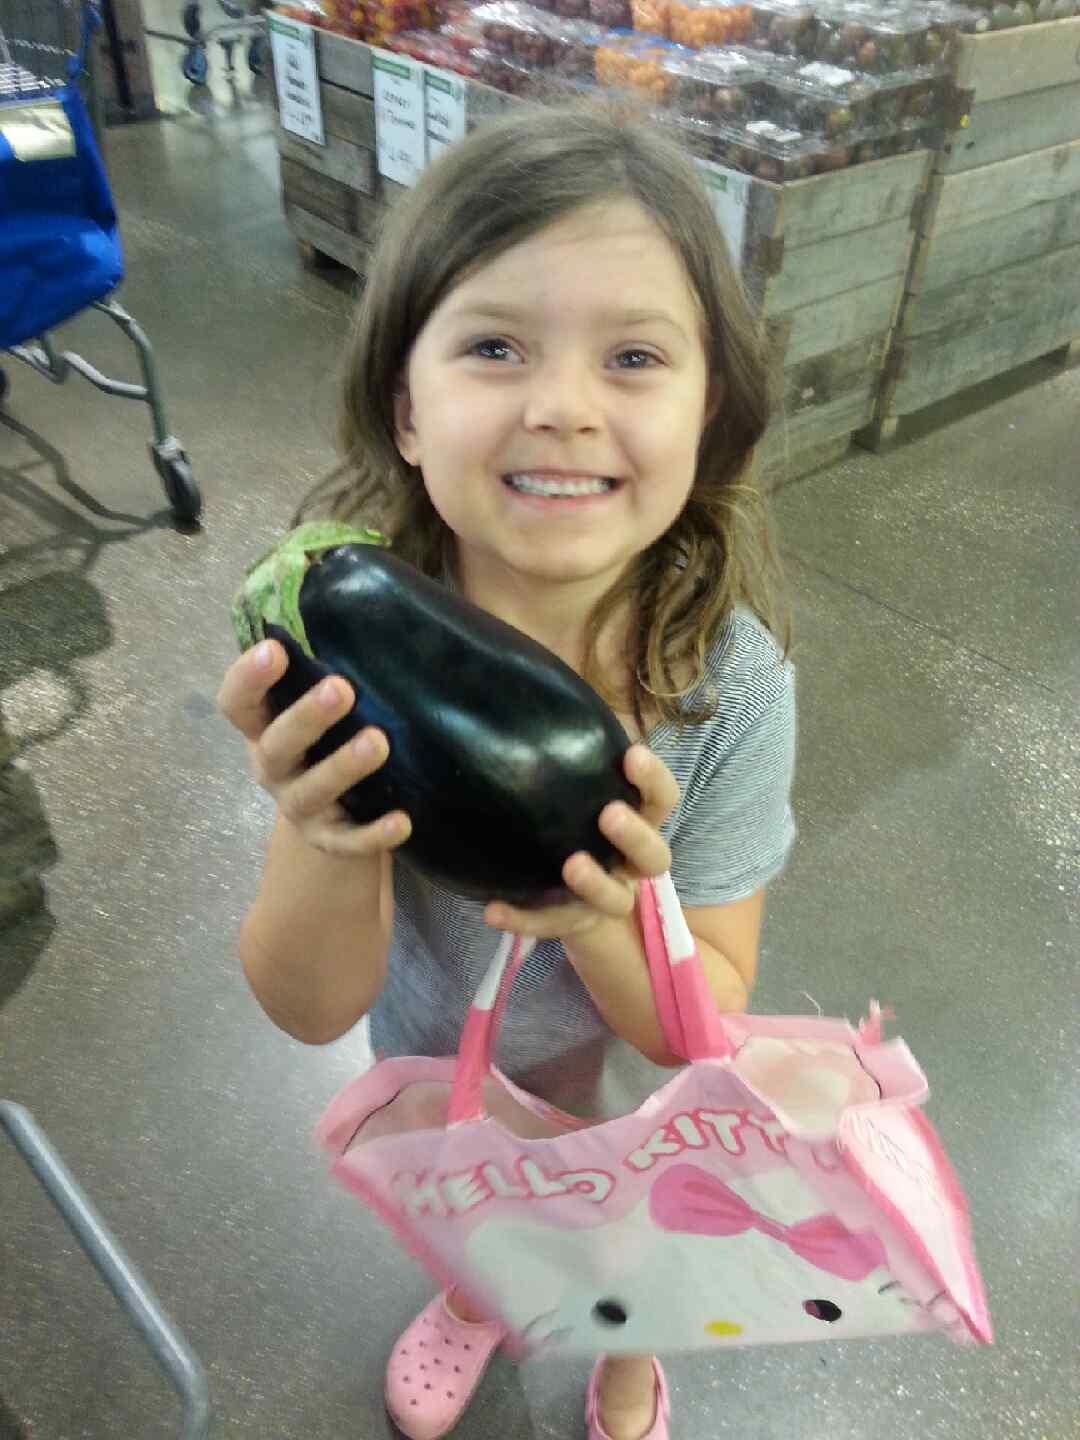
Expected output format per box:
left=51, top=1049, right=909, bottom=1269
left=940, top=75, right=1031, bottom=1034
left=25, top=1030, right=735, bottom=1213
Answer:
left=217, top=638, right=412, bottom=859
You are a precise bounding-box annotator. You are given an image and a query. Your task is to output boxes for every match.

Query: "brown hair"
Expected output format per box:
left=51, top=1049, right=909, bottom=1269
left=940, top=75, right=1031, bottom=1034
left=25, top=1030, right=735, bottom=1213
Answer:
left=299, top=100, right=788, bottom=732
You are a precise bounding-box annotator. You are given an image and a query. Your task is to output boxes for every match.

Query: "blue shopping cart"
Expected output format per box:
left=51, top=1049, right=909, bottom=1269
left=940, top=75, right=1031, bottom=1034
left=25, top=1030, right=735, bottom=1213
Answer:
left=0, top=0, right=201, bottom=521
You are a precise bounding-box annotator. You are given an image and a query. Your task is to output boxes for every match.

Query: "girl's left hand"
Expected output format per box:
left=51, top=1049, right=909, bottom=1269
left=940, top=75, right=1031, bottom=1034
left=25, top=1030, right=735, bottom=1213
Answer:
left=483, top=744, right=679, bottom=941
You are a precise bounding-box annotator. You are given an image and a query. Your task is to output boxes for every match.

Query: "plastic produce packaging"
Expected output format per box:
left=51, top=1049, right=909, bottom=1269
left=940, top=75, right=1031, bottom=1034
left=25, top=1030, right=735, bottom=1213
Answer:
left=631, top=0, right=672, bottom=36
left=532, top=0, right=593, bottom=20
left=668, top=0, right=752, bottom=47
left=546, top=18, right=612, bottom=78
left=595, top=34, right=678, bottom=100
left=470, top=44, right=536, bottom=91
left=439, top=5, right=487, bottom=56
left=662, top=47, right=766, bottom=122
left=587, top=0, right=633, bottom=24
left=473, top=1, right=555, bottom=64
left=919, top=1, right=989, bottom=37
left=318, top=0, right=441, bottom=40
left=748, top=0, right=818, bottom=56
left=673, top=111, right=823, bottom=179
left=759, top=60, right=879, bottom=138
left=385, top=26, right=478, bottom=67
left=811, top=1, right=933, bottom=76
left=758, top=59, right=942, bottom=140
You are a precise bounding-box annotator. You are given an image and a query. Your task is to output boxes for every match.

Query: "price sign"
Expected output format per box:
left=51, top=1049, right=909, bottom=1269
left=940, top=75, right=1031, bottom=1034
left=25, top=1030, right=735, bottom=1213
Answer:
left=697, top=160, right=749, bottom=272
left=372, top=49, right=427, bottom=187
left=425, top=65, right=467, bottom=161
left=269, top=13, right=324, bottom=146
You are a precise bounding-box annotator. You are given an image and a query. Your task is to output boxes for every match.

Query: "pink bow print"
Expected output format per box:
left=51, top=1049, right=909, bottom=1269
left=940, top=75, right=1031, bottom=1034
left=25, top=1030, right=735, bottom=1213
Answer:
left=650, top=1165, right=887, bottom=1282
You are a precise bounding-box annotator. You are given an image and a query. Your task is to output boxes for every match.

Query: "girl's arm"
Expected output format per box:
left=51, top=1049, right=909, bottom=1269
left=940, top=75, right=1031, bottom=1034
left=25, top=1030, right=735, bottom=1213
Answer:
left=239, top=814, right=394, bottom=1044
left=562, top=890, right=763, bottom=1066
left=219, top=639, right=410, bottom=1046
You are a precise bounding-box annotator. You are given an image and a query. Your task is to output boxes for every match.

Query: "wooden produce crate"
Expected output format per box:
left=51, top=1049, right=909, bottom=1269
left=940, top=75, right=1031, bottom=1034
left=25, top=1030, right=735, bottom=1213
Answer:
left=273, top=30, right=378, bottom=273
left=861, top=17, right=1080, bottom=449
left=273, top=30, right=928, bottom=479
left=736, top=151, right=932, bottom=480
left=272, top=29, right=516, bottom=273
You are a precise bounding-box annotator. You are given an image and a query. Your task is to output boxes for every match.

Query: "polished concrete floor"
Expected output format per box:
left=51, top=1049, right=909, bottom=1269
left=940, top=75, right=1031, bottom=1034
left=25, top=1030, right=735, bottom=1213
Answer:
left=1, top=25, right=1078, bottom=1440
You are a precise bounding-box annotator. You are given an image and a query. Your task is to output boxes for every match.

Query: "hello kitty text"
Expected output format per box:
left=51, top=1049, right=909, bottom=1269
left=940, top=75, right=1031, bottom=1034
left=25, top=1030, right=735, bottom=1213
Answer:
left=388, top=1107, right=826, bottom=1220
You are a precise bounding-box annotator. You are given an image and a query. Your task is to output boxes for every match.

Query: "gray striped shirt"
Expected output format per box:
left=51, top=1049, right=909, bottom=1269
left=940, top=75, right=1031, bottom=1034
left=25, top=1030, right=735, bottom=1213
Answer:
left=369, top=605, right=796, bottom=1118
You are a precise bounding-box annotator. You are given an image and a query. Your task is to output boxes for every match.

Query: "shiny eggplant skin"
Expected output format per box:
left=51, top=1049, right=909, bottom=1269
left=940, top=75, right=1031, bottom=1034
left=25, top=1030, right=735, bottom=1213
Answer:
left=264, top=545, right=640, bottom=906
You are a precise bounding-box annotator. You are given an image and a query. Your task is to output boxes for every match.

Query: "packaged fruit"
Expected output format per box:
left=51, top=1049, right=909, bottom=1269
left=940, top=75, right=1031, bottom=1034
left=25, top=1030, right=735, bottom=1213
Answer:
left=324, top=0, right=441, bottom=40
left=748, top=0, right=818, bottom=57
left=595, top=34, right=678, bottom=100
left=667, top=111, right=822, bottom=180
left=631, top=0, right=671, bottom=36
left=588, top=0, right=633, bottom=23
left=735, top=118, right=824, bottom=179
left=760, top=60, right=879, bottom=138
left=440, top=7, right=487, bottom=56
left=812, top=1, right=932, bottom=77
left=668, top=0, right=752, bottom=47
left=549, top=0, right=592, bottom=18
left=470, top=45, right=535, bottom=92
left=385, top=26, right=475, bottom=66
left=662, top=46, right=765, bottom=121
left=472, top=1, right=554, bottom=65
left=917, top=1, right=989, bottom=42
left=547, top=18, right=610, bottom=79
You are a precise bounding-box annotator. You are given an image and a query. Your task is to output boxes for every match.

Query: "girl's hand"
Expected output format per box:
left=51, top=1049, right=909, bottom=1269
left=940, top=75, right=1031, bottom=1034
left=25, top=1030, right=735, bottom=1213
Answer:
left=483, top=745, right=679, bottom=940
left=217, top=639, right=412, bottom=859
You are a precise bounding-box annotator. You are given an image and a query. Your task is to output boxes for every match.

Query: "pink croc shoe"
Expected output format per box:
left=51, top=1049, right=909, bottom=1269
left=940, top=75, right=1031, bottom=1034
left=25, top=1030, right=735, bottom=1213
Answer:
left=385, top=1291, right=506, bottom=1440
left=586, top=1358, right=671, bottom=1440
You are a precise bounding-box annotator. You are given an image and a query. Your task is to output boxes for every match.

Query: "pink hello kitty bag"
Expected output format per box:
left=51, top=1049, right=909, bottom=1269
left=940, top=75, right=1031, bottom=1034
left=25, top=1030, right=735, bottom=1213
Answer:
left=317, top=873, right=991, bottom=1357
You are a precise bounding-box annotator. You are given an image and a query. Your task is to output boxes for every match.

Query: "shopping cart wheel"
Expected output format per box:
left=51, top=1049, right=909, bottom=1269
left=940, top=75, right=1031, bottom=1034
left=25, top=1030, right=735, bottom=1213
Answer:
left=152, top=439, right=202, bottom=523
left=182, top=1, right=202, bottom=37
left=182, top=43, right=209, bottom=84
left=248, top=35, right=267, bottom=74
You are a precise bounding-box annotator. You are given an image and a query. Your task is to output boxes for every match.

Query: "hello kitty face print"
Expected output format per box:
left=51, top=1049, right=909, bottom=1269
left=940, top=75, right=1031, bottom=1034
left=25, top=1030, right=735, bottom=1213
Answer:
left=464, top=1159, right=925, bottom=1355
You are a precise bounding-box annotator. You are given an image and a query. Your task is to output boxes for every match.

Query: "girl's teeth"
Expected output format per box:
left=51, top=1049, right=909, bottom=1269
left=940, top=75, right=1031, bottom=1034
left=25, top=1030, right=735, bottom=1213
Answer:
left=506, top=475, right=613, bottom=497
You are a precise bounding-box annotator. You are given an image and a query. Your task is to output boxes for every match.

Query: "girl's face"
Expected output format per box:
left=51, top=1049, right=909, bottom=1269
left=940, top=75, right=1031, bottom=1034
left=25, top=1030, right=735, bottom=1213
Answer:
left=394, top=200, right=712, bottom=597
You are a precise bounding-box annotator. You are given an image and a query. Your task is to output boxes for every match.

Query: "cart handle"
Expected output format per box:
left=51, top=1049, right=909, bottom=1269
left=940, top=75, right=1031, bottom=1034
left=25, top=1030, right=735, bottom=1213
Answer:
left=0, top=1101, right=212, bottom=1440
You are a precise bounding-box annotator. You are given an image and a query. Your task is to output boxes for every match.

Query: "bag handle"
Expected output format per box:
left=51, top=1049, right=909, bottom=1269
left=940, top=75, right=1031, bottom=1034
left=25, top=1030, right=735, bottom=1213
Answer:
left=447, top=873, right=735, bottom=1126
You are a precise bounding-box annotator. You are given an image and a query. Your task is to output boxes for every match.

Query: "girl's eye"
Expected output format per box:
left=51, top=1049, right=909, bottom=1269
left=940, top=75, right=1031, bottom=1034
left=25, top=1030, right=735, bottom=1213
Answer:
left=613, top=349, right=661, bottom=370
left=468, top=338, right=520, bottom=363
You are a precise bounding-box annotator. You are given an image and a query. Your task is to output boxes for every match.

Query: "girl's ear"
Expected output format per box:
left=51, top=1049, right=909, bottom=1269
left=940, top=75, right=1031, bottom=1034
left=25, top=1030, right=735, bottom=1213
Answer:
left=394, top=383, right=420, bottom=466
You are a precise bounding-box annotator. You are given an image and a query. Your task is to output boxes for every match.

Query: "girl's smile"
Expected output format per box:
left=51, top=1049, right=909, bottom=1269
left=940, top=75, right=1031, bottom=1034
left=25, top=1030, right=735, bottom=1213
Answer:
left=501, top=470, right=623, bottom=506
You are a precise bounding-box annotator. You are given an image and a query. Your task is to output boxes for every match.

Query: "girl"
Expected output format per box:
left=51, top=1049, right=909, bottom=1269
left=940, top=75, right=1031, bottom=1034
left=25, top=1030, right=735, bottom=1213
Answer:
left=219, top=103, right=795, bottom=1440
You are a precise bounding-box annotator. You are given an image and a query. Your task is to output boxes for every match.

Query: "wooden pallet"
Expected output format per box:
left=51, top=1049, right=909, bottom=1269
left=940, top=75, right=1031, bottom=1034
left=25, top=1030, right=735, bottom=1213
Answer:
left=860, top=17, right=1080, bottom=450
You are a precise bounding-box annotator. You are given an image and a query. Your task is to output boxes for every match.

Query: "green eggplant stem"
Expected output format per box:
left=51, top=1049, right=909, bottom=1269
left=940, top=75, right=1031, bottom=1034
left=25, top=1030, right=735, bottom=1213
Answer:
left=231, top=521, right=386, bottom=658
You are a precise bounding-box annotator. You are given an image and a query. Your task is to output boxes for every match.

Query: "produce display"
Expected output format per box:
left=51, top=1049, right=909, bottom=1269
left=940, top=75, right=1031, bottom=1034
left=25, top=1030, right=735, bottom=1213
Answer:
left=275, top=0, right=1074, bottom=183
left=233, top=524, right=640, bottom=907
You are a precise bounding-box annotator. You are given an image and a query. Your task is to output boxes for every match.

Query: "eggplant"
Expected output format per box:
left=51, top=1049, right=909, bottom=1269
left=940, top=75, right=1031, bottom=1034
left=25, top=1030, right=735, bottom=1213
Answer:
left=233, top=522, right=640, bottom=906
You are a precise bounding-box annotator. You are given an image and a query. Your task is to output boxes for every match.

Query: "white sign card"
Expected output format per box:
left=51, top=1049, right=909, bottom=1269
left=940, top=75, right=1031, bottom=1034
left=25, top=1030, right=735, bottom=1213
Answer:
left=424, top=65, right=467, bottom=162
left=372, top=48, right=427, bottom=187
left=268, top=14, right=324, bottom=147
left=697, top=160, right=749, bottom=272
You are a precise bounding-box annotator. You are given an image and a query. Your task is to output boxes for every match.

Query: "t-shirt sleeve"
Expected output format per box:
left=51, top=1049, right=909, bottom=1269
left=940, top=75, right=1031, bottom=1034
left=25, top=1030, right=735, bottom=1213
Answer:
left=664, top=659, right=797, bottom=908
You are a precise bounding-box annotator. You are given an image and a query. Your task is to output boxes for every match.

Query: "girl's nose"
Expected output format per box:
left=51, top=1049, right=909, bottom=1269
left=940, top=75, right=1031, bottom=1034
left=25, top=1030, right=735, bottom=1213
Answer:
left=523, top=360, right=600, bottom=435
